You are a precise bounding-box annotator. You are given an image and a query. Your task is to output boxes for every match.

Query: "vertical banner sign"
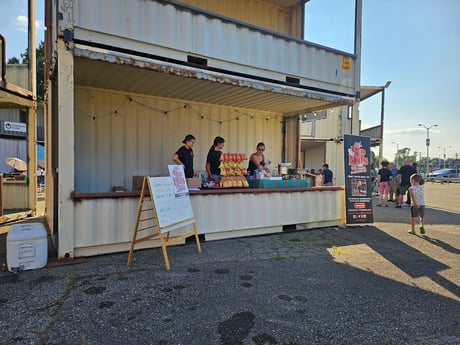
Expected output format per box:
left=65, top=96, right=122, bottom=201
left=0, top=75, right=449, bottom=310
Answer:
left=344, top=135, right=374, bottom=225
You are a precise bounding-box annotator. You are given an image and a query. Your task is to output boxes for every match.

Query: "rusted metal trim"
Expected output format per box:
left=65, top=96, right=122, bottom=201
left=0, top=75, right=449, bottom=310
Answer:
left=73, top=45, right=354, bottom=105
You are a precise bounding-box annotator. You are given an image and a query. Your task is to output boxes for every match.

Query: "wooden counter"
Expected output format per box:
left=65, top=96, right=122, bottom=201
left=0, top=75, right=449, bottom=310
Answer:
left=70, top=186, right=343, bottom=200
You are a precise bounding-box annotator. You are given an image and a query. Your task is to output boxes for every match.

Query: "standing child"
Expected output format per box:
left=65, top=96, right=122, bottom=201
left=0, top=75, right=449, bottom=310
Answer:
left=408, top=173, right=425, bottom=235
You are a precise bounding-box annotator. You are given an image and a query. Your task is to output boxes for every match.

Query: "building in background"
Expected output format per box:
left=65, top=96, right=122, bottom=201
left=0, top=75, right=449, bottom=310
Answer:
left=1, top=31, right=37, bottom=215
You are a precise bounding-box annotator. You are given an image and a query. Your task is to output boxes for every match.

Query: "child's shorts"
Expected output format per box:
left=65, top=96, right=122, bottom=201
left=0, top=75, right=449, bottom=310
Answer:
left=411, top=205, right=425, bottom=218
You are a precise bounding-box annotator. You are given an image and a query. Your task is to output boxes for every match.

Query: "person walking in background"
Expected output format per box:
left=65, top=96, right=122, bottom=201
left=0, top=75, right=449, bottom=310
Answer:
left=371, top=163, right=377, bottom=194
left=321, top=163, right=333, bottom=186
left=377, top=161, right=392, bottom=207
left=388, top=162, right=398, bottom=202
left=172, top=134, right=196, bottom=178
left=408, top=173, right=425, bottom=234
left=206, top=136, right=225, bottom=181
left=396, top=159, right=416, bottom=208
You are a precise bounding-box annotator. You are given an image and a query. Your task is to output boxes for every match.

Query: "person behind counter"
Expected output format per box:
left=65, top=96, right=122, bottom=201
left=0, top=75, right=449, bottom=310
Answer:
left=206, top=136, right=225, bottom=180
left=247, top=142, right=271, bottom=175
left=172, top=134, right=196, bottom=178
left=321, top=163, right=334, bottom=186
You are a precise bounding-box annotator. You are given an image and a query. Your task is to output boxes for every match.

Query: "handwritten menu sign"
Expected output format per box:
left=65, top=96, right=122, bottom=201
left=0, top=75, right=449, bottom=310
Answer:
left=148, top=177, right=194, bottom=229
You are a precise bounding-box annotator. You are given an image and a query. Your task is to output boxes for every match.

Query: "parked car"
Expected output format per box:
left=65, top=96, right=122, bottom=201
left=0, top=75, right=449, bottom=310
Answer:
left=417, top=169, right=427, bottom=178
left=426, top=169, right=459, bottom=179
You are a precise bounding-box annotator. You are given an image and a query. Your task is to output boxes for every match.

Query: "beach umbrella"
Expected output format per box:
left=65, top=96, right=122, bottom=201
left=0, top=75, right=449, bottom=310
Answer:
left=5, top=157, right=27, bottom=171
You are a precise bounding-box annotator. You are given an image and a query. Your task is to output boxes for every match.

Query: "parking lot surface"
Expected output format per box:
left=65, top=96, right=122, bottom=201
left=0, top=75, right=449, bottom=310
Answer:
left=0, top=182, right=459, bottom=345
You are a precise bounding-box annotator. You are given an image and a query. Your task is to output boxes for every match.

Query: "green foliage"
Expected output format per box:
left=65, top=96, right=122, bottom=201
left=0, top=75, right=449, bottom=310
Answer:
left=7, top=56, right=20, bottom=64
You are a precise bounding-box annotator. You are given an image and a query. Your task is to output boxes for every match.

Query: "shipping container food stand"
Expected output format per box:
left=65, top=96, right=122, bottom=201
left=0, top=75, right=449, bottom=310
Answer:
left=45, top=0, right=362, bottom=259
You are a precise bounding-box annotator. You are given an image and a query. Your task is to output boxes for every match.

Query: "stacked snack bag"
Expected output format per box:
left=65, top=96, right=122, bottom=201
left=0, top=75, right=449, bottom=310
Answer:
left=219, top=153, right=250, bottom=188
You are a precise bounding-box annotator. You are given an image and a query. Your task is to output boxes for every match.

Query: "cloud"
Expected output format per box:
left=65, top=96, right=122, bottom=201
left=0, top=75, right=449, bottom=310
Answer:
left=15, top=15, right=43, bottom=32
left=384, top=127, right=441, bottom=136
left=385, top=127, right=423, bottom=136
left=15, top=15, right=28, bottom=32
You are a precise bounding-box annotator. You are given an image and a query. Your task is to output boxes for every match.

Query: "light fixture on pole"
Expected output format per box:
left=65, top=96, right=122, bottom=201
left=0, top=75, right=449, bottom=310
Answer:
left=438, top=146, right=452, bottom=169
left=391, top=141, right=399, bottom=166
left=418, top=123, right=438, bottom=174
left=378, top=81, right=392, bottom=164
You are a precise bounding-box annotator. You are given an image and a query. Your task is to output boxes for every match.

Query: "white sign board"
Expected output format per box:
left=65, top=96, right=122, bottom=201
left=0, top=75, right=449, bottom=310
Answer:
left=148, top=177, right=194, bottom=230
left=4, top=121, right=27, bottom=133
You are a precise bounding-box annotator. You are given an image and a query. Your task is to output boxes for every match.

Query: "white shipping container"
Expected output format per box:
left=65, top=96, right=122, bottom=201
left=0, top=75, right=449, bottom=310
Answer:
left=7, top=223, right=48, bottom=271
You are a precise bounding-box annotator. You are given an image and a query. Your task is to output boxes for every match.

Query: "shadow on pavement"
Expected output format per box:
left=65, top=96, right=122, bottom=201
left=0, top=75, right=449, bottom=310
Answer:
left=0, top=219, right=459, bottom=344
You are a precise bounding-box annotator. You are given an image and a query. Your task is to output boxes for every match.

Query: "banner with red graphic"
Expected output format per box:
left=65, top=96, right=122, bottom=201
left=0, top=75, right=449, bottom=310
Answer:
left=344, top=135, right=374, bottom=225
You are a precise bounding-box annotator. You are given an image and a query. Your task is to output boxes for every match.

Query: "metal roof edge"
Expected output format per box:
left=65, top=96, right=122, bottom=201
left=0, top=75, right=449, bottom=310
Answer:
left=73, top=44, right=355, bottom=106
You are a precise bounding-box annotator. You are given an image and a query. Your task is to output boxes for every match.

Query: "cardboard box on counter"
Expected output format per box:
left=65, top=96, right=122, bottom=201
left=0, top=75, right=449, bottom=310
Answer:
left=187, top=178, right=202, bottom=188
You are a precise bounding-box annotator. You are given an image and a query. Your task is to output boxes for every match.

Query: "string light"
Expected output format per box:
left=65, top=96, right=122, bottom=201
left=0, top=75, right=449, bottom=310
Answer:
left=76, top=96, right=280, bottom=123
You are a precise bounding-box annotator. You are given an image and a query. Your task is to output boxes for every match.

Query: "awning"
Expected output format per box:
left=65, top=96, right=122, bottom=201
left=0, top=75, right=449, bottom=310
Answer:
left=73, top=45, right=354, bottom=115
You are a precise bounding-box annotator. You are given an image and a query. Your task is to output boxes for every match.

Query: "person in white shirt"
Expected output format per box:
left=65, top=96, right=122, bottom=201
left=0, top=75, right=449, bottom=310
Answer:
left=408, top=173, right=425, bottom=235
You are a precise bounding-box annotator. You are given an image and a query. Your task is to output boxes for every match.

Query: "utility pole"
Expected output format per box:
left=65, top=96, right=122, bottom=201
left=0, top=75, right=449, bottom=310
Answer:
left=438, top=146, right=452, bottom=169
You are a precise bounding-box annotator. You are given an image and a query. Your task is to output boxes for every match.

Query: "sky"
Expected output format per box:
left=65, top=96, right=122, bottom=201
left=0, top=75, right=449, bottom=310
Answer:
left=1, top=0, right=459, bottom=164
left=305, top=0, right=460, bottom=164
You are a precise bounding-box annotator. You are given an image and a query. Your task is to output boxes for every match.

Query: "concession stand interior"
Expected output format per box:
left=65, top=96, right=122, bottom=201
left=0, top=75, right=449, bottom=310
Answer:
left=44, top=0, right=363, bottom=259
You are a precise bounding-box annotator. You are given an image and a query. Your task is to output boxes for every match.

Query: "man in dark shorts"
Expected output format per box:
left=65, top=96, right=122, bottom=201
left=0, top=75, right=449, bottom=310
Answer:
left=396, top=159, right=416, bottom=208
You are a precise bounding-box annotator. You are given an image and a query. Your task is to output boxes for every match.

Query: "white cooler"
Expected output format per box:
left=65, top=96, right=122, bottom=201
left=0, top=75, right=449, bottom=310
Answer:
left=7, top=223, right=48, bottom=271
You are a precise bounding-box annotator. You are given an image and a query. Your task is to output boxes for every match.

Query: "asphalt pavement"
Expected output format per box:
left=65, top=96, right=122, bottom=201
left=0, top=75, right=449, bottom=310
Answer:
left=0, top=182, right=459, bottom=345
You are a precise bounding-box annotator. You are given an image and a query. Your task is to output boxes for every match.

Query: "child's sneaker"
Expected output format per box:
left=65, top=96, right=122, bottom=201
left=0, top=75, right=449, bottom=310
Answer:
left=419, top=226, right=425, bottom=234
left=408, top=230, right=416, bottom=235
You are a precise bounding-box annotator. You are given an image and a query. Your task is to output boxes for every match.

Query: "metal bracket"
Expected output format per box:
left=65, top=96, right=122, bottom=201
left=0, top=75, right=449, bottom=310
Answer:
left=63, top=29, right=73, bottom=50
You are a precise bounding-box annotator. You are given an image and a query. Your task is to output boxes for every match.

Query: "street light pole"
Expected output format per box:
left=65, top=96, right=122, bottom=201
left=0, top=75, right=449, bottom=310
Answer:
left=391, top=141, right=399, bottom=166
left=378, top=81, right=392, bottom=164
left=438, top=146, right=452, bottom=169
left=418, top=123, right=438, bottom=174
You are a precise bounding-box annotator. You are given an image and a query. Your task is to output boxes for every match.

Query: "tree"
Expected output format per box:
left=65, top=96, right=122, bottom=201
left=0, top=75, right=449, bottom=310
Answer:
left=7, top=56, right=20, bottom=64
left=7, top=41, right=45, bottom=103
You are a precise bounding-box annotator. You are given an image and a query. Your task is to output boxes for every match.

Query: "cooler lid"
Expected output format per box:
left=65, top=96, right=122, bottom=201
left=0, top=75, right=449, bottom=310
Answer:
left=7, top=223, right=47, bottom=241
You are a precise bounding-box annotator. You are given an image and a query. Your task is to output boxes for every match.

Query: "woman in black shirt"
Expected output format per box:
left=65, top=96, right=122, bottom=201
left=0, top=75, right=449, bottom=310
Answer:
left=172, top=134, right=196, bottom=178
left=206, top=136, right=225, bottom=180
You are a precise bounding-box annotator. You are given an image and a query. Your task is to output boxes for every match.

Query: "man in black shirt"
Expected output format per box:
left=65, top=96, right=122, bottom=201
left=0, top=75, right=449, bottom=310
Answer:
left=396, top=159, right=416, bottom=208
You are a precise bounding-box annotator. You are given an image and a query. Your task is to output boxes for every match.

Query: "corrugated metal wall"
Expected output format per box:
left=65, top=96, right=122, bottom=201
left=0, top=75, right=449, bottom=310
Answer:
left=0, top=108, right=22, bottom=123
left=191, top=190, right=343, bottom=234
left=72, top=0, right=355, bottom=93
left=5, top=64, right=29, bottom=89
left=179, top=0, right=303, bottom=37
left=2, top=182, right=29, bottom=209
left=0, top=138, right=27, bottom=173
left=74, top=86, right=283, bottom=193
left=71, top=189, right=344, bottom=254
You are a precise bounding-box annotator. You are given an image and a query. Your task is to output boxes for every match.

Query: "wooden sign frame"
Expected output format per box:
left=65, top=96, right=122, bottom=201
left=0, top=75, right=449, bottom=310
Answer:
left=127, top=176, right=201, bottom=270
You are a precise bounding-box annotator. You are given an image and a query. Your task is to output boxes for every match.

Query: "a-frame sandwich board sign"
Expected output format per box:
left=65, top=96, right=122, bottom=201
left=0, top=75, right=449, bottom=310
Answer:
left=127, top=175, right=201, bottom=270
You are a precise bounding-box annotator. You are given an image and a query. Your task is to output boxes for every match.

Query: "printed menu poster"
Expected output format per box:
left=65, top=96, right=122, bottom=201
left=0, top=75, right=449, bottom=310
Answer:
left=168, top=165, right=189, bottom=196
left=343, top=135, right=374, bottom=225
